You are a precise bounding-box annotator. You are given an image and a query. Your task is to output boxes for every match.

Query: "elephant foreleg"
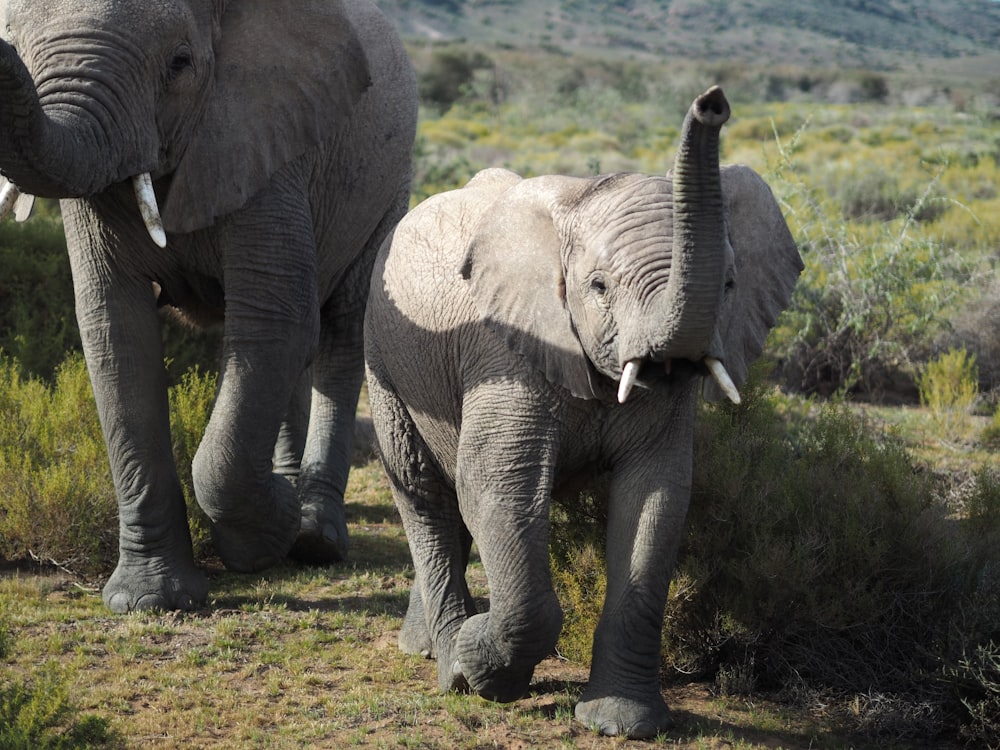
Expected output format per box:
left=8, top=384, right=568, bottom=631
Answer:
left=192, top=182, right=320, bottom=572
left=575, top=387, right=699, bottom=739
left=64, top=228, right=207, bottom=612
left=451, top=389, right=564, bottom=703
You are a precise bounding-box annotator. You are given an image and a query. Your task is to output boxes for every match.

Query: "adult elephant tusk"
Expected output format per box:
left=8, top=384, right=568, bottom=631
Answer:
left=0, top=179, right=19, bottom=220
left=132, top=173, right=167, bottom=248
left=705, top=356, right=741, bottom=404
left=13, top=192, right=34, bottom=222
left=617, top=359, right=642, bottom=404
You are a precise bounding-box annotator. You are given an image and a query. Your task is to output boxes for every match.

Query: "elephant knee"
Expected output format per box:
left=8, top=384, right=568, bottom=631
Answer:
left=192, top=438, right=271, bottom=522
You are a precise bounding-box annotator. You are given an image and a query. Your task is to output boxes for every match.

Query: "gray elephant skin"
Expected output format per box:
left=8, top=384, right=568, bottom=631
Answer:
left=364, top=87, right=802, bottom=738
left=0, top=0, right=417, bottom=612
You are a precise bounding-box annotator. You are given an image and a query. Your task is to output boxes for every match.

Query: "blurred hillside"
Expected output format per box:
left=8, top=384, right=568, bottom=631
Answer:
left=376, top=0, right=1000, bottom=75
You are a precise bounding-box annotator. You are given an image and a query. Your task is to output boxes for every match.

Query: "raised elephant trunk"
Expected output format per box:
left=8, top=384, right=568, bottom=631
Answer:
left=618, top=86, right=735, bottom=403
left=0, top=39, right=166, bottom=245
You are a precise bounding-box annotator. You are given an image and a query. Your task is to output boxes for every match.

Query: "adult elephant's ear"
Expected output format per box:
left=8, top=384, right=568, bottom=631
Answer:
left=461, top=174, right=602, bottom=400
left=703, top=165, right=803, bottom=401
left=162, top=0, right=371, bottom=233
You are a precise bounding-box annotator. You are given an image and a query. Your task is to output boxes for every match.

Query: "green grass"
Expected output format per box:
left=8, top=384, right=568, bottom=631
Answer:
left=0, top=457, right=867, bottom=749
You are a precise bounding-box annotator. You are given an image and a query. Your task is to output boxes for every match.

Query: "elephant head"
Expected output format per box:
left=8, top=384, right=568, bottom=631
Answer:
left=0, top=0, right=371, bottom=244
left=461, top=87, right=796, bottom=404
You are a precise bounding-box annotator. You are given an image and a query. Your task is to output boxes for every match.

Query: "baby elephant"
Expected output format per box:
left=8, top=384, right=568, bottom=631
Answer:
left=364, top=87, right=802, bottom=738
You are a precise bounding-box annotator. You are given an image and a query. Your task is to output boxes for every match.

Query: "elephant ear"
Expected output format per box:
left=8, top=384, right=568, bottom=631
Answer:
left=162, top=0, right=371, bottom=233
left=703, top=164, right=803, bottom=402
left=460, top=175, right=602, bottom=400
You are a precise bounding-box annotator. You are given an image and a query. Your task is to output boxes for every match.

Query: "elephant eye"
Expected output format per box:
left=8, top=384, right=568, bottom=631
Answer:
left=167, top=44, right=194, bottom=81
left=590, top=276, right=608, bottom=295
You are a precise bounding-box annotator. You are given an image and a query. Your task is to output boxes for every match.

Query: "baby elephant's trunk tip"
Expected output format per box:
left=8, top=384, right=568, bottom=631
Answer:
left=692, top=86, right=731, bottom=128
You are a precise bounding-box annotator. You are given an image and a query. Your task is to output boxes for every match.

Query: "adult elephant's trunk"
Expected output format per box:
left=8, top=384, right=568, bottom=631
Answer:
left=0, top=39, right=107, bottom=198
left=0, top=39, right=166, bottom=244
left=617, top=86, right=732, bottom=403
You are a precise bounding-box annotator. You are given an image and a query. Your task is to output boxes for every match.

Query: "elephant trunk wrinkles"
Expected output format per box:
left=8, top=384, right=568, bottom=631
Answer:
left=652, top=86, right=730, bottom=363
left=0, top=39, right=130, bottom=199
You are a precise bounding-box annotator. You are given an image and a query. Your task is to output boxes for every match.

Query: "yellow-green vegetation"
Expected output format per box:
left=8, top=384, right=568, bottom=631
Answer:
left=0, top=353, right=115, bottom=576
left=413, top=49, right=1000, bottom=400
left=917, top=347, right=981, bottom=443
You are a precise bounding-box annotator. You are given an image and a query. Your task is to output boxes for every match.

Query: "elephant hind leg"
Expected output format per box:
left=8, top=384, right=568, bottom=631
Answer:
left=291, top=185, right=413, bottom=565
left=365, top=367, right=475, bottom=689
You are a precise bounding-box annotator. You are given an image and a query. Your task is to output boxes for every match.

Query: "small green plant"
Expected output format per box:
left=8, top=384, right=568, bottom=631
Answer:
left=0, top=618, right=120, bottom=749
left=917, top=347, right=979, bottom=440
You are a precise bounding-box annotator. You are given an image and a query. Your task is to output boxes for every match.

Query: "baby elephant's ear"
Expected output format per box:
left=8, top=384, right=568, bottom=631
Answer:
left=461, top=175, right=601, bottom=400
left=703, top=165, right=803, bottom=401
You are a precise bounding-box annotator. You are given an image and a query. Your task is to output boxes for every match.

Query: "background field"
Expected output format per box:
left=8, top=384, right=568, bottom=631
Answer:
left=2, top=2, right=999, bottom=748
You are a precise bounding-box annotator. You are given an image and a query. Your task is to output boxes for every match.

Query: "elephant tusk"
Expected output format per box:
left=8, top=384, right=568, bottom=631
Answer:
left=705, top=356, right=741, bottom=404
left=132, top=173, right=167, bottom=248
left=0, top=179, right=19, bottom=220
left=13, top=192, right=34, bottom=222
left=617, top=359, right=642, bottom=404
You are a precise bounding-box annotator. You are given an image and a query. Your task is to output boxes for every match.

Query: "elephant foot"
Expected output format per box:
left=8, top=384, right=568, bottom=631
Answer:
left=102, top=554, right=208, bottom=613
left=210, top=475, right=301, bottom=572
left=574, top=690, right=673, bottom=739
left=289, top=497, right=349, bottom=564
left=453, top=613, right=538, bottom=703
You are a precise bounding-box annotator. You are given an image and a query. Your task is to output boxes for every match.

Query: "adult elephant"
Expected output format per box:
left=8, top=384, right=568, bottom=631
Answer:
left=365, top=87, right=802, bottom=738
left=0, top=0, right=417, bottom=612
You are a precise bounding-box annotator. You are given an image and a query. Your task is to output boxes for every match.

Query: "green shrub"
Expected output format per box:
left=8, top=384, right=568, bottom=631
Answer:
left=549, top=372, right=1000, bottom=741
left=0, top=353, right=117, bottom=575
left=0, top=352, right=216, bottom=576
left=417, top=48, right=494, bottom=112
left=917, top=347, right=979, bottom=440
left=550, top=543, right=606, bottom=664
left=0, top=667, right=119, bottom=749
left=952, top=640, right=1000, bottom=749
left=768, top=125, right=966, bottom=398
left=676, top=388, right=955, bottom=692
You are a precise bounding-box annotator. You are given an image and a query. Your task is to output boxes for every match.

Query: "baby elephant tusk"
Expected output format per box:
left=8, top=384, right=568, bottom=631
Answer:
left=132, top=173, right=167, bottom=248
left=617, top=359, right=642, bottom=404
left=705, top=357, right=741, bottom=404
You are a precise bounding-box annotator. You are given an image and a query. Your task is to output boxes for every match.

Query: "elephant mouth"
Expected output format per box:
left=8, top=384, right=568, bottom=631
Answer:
left=616, top=355, right=740, bottom=405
